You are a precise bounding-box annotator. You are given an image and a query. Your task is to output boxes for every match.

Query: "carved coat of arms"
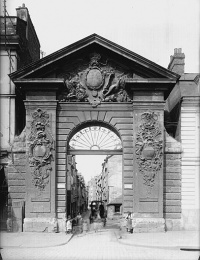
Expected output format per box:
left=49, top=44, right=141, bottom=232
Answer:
left=60, top=53, right=131, bottom=107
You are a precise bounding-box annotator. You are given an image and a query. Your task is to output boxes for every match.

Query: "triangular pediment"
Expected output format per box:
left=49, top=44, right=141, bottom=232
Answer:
left=10, top=34, right=180, bottom=104
left=10, top=34, right=179, bottom=80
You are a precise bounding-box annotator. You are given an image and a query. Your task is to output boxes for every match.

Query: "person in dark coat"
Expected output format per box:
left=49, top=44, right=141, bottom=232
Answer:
left=99, top=203, right=104, bottom=219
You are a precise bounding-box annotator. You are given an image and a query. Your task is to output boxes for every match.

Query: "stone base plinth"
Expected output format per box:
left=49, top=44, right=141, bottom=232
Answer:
left=23, top=218, right=58, bottom=232
left=120, top=218, right=165, bottom=233
left=132, top=218, right=165, bottom=233
left=165, top=219, right=182, bottom=231
left=57, top=218, right=67, bottom=232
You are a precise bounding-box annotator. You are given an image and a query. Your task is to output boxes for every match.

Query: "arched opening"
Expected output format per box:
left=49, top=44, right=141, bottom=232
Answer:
left=66, top=123, right=123, bottom=225
left=69, top=125, right=122, bottom=151
left=67, top=122, right=123, bottom=155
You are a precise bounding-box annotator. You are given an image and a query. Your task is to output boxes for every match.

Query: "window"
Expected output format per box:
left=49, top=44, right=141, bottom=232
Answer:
left=115, top=205, right=120, bottom=213
left=69, top=126, right=122, bottom=150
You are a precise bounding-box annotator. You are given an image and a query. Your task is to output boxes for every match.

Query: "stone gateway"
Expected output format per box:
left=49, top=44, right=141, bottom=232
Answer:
left=6, top=34, right=198, bottom=232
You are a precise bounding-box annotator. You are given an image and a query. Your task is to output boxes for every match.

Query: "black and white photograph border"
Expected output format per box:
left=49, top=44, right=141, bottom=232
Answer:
left=0, top=0, right=199, bottom=259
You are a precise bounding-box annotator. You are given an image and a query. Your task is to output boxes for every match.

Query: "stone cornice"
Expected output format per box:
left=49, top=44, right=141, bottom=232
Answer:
left=181, top=96, right=200, bottom=102
left=126, top=78, right=176, bottom=84
left=13, top=78, right=65, bottom=83
left=13, top=78, right=65, bottom=93
left=126, top=78, right=176, bottom=100
left=58, top=102, right=133, bottom=111
left=181, top=96, right=200, bottom=106
left=132, top=100, right=165, bottom=110
left=24, top=100, right=58, bottom=109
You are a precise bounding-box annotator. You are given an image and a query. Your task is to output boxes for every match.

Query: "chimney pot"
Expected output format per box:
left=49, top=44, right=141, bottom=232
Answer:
left=22, top=3, right=25, bottom=7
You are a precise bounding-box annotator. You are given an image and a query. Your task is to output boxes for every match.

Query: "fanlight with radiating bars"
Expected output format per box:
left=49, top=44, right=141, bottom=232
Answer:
left=69, top=126, right=122, bottom=150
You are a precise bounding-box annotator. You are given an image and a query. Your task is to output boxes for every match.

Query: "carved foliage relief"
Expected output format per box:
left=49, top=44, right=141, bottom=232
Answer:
left=135, top=111, right=163, bottom=188
left=59, top=53, right=132, bottom=107
left=28, top=108, right=54, bottom=190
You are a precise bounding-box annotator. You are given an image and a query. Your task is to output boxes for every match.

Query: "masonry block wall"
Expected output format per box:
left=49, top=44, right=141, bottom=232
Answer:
left=6, top=117, right=185, bottom=232
left=164, top=131, right=182, bottom=230
left=56, top=103, right=133, bottom=229
left=6, top=130, right=26, bottom=231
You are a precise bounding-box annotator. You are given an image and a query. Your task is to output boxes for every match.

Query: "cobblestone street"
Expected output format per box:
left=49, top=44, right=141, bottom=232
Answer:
left=1, top=227, right=199, bottom=260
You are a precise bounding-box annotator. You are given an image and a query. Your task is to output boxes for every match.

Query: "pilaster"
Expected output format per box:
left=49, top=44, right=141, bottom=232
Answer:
left=23, top=99, right=58, bottom=232
left=132, top=93, right=165, bottom=232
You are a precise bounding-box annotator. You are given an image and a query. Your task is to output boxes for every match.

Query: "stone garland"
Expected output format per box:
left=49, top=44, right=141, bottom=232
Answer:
left=28, top=108, right=54, bottom=190
left=135, top=111, right=163, bottom=189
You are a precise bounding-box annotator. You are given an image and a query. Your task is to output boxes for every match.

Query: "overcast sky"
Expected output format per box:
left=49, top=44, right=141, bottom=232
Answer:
left=76, top=155, right=107, bottom=183
left=4, top=0, right=200, bottom=73
left=3, top=0, right=200, bottom=182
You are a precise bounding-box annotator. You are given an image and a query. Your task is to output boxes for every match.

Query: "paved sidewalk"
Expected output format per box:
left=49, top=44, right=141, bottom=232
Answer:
left=115, top=230, right=200, bottom=250
left=0, top=229, right=199, bottom=250
left=0, top=232, right=73, bottom=248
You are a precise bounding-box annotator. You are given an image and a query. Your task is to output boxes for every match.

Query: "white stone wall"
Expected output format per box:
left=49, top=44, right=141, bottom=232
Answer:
left=181, top=99, right=200, bottom=230
left=107, top=155, right=122, bottom=202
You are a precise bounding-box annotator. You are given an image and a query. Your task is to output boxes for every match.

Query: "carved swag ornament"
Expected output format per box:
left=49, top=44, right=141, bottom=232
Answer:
left=60, top=53, right=131, bottom=107
left=28, top=108, right=54, bottom=190
left=135, top=111, right=163, bottom=188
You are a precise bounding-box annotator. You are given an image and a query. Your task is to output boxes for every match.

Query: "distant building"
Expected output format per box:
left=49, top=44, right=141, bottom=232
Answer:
left=77, top=172, right=87, bottom=213
left=66, top=155, right=88, bottom=219
left=101, top=155, right=122, bottom=219
left=88, top=176, right=99, bottom=206
left=87, top=155, right=123, bottom=219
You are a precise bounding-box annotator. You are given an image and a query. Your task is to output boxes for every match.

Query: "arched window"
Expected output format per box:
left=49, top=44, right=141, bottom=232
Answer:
left=69, top=126, right=122, bottom=150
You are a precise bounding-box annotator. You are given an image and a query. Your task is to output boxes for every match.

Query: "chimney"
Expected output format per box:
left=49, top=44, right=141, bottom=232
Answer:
left=16, top=3, right=29, bottom=22
left=168, top=48, right=185, bottom=75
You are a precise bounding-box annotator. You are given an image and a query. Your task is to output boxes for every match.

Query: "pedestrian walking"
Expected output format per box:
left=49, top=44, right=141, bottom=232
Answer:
left=6, top=217, right=12, bottom=232
left=93, top=211, right=102, bottom=232
left=66, top=215, right=72, bottom=234
left=99, top=202, right=104, bottom=219
left=76, top=212, right=83, bottom=233
left=125, top=212, right=133, bottom=233
left=82, top=219, right=89, bottom=235
left=93, top=217, right=99, bottom=232
left=72, top=217, right=77, bottom=233
left=89, top=213, right=93, bottom=224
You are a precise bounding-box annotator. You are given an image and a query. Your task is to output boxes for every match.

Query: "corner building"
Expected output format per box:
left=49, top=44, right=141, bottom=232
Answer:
left=6, top=34, right=200, bottom=232
left=0, top=4, right=40, bottom=231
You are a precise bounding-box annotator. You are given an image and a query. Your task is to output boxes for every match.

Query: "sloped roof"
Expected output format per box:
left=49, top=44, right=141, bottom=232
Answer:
left=9, top=33, right=179, bottom=80
left=108, top=195, right=122, bottom=205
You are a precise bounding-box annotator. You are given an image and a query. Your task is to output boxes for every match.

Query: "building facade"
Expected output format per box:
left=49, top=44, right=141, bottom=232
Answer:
left=88, top=154, right=122, bottom=219
left=165, top=49, right=199, bottom=230
left=0, top=4, right=40, bottom=230
left=66, top=156, right=88, bottom=218
left=0, top=28, right=199, bottom=232
left=101, top=155, right=122, bottom=219
left=88, top=176, right=99, bottom=206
